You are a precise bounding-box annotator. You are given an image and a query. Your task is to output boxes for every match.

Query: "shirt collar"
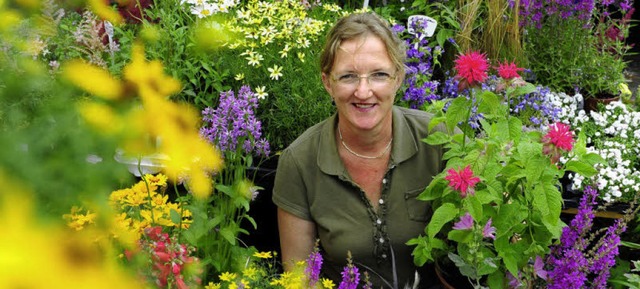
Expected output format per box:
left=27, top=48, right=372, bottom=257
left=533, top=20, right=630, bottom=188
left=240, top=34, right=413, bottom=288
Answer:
left=318, top=106, right=419, bottom=176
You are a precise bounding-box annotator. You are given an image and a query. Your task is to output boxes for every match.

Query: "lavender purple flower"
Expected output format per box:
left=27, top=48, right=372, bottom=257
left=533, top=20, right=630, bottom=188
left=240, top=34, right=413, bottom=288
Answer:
left=200, top=85, right=270, bottom=156
left=482, top=218, right=496, bottom=239
left=338, top=253, right=360, bottom=289
left=304, top=249, right=323, bottom=287
left=546, top=186, right=626, bottom=289
left=453, top=213, right=474, bottom=230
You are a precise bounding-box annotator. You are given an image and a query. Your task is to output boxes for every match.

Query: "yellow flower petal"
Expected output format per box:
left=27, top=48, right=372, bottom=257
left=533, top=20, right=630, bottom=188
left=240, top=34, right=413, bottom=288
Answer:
left=63, top=60, right=123, bottom=101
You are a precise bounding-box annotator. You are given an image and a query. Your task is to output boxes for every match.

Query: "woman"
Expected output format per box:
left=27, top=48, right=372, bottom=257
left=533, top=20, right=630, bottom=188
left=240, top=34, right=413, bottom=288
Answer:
left=272, top=12, right=447, bottom=288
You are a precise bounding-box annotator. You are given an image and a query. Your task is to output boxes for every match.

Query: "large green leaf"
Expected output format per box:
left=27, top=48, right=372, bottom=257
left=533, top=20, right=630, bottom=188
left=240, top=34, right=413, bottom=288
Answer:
left=425, top=131, right=453, bottom=145
left=428, top=203, right=460, bottom=238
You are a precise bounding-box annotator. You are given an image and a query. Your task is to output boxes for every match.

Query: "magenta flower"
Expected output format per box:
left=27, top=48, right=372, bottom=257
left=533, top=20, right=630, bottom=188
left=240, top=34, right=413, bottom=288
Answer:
left=496, top=60, right=524, bottom=80
left=454, top=51, right=489, bottom=89
left=482, top=218, right=496, bottom=239
left=543, top=122, right=575, bottom=151
left=338, top=260, right=360, bottom=289
left=305, top=250, right=323, bottom=287
left=445, top=165, right=481, bottom=197
left=453, top=213, right=474, bottom=230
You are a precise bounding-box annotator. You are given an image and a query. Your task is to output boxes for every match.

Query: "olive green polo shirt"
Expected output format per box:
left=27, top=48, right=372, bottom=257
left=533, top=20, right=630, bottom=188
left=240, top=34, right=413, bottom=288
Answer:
left=272, top=106, right=447, bottom=288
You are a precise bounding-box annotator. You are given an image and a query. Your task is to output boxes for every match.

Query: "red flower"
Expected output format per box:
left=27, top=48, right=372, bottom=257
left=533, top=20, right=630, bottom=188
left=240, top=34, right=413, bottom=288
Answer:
left=543, top=123, right=574, bottom=151
left=496, top=60, right=524, bottom=80
left=445, top=165, right=481, bottom=197
left=454, top=51, right=489, bottom=89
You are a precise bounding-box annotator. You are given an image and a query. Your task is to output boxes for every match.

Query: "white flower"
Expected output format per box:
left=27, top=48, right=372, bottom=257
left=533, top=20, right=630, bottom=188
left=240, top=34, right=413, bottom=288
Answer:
left=255, top=86, right=268, bottom=99
left=267, top=65, right=283, bottom=80
left=245, top=52, right=263, bottom=66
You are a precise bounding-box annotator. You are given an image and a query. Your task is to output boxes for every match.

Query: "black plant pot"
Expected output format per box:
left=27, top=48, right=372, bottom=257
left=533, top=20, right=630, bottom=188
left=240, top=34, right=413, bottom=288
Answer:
left=240, top=155, right=281, bottom=255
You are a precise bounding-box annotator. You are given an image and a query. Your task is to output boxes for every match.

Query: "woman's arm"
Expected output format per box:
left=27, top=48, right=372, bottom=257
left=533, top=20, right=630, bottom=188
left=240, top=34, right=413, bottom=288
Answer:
left=277, top=207, right=317, bottom=271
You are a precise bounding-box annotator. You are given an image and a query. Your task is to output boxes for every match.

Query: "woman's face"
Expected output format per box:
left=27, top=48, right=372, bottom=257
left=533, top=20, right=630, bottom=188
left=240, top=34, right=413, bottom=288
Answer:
left=322, top=35, right=401, bottom=132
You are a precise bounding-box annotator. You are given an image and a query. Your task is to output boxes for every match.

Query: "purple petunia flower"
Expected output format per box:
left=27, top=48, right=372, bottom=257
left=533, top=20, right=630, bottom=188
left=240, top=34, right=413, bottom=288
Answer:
left=453, top=213, right=474, bottom=230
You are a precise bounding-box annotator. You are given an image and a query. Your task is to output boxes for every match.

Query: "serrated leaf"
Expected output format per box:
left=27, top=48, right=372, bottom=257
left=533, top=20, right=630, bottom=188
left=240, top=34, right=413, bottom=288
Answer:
left=565, top=160, right=598, bottom=177
left=425, top=131, right=453, bottom=145
left=428, top=203, right=459, bottom=238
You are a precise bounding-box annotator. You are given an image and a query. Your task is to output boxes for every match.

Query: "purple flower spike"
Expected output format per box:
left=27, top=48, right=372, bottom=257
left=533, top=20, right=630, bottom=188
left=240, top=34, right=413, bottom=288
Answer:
left=305, top=250, right=323, bottom=287
left=453, top=213, right=474, bottom=230
left=338, top=262, right=360, bottom=289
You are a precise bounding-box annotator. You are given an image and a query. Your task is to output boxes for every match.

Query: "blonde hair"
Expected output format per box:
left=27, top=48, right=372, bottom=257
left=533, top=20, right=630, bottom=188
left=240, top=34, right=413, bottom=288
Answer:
left=320, top=13, right=406, bottom=76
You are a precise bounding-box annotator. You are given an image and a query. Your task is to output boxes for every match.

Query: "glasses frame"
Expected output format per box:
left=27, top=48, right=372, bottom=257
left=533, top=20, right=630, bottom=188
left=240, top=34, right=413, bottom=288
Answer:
left=330, top=71, right=398, bottom=88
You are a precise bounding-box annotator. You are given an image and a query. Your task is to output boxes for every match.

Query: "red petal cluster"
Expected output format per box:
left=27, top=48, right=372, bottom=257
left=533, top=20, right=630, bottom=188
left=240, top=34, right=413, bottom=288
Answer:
left=454, top=51, right=489, bottom=87
left=445, top=165, right=481, bottom=198
left=496, top=61, right=524, bottom=80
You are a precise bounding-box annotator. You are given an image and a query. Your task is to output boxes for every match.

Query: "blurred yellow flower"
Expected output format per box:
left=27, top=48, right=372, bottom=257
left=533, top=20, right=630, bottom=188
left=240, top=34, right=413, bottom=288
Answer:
left=235, top=73, right=245, bottom=80
left=63, top=60, right=124, bottom=101
left=0, top=172, right=143, bottom=289
left=321, top=278, right=336, bottom=289
left=219, top=272, right=237, bottom=282
left=87, top=0, right=123, bottom=24
left=205, top=282, right=221, bottom=289
left=252, top=251, right=272, bottom=259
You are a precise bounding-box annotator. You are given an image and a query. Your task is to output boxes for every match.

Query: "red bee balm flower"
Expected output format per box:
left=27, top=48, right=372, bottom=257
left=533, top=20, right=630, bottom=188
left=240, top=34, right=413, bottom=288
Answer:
left=445, top=165, right=481, bottom=197
left=496, top=61, right=524, bottom=80
left=543, top=123, right=575, bottom=151
left=454, top=51, right=489, bottom=88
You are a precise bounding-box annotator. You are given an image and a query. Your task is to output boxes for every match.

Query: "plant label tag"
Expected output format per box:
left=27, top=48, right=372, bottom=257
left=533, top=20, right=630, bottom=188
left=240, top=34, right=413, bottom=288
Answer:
left=407, top=15, right=437, bottom=37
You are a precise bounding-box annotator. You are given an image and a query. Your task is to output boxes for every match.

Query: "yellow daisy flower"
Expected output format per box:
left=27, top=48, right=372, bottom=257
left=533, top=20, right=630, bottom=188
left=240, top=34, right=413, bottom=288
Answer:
left=252, top=251, right=273, bottom=259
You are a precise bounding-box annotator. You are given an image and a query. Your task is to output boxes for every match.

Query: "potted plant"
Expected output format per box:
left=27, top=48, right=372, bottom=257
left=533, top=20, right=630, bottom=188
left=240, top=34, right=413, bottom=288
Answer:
left=521, top=0, right=634, bottom=107
left=408, top=51, right=603, bottom=288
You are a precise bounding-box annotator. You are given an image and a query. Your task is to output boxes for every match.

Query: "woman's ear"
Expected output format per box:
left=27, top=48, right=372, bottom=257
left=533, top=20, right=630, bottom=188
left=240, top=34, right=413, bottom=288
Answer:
left=322, top=73, right=332, bottom=94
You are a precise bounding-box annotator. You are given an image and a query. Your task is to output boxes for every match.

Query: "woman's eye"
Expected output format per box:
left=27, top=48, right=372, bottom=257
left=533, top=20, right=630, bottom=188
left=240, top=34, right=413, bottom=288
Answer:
left=371, top=72, right=391, bottom=80
left=339, top=74, right=359, bottom=82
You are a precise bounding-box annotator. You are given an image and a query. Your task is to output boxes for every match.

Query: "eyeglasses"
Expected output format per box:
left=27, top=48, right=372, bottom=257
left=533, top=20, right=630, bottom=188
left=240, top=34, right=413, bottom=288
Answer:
left=330, top=71, right=397, bottom=88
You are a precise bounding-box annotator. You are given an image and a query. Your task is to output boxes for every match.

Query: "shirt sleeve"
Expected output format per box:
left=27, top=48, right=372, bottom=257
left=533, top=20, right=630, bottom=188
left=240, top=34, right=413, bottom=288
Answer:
left=271, top=148, right=313, bottom=221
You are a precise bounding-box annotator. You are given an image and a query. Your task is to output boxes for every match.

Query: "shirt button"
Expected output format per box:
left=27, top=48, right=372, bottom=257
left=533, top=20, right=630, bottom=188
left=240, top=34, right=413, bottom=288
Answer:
left=376, top=219, right=382, bottom=225
left=382, top=254, right=387, bottom=258
left=379, top=238, right=385, bottom=243
left=379, top=199, right=384, bottom=205
left=382, top=178, right=387, bottom=184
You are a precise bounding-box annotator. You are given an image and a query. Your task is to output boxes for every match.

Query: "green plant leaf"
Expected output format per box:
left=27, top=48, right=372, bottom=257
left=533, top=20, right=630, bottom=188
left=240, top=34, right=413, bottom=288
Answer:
left=219, top=227, right=237, bottom=245
left=169, top=208, right=182, bottom=225
left=445, top=97, right=472, bottom=132
left=448, top=229, right=473, bottom=243
left=565, top=160, right=598, bottom=177
left=428, top=203, right=459, bottom=238
left=463, top=196, right=483, bottom=221
left=425, top=131, right=453, bottom=145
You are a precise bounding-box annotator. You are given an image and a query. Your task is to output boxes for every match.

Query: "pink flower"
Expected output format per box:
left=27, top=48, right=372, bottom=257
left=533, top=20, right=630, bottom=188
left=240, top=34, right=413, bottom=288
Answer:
left=482, top=218, right=496, bottom=239
left=454, top=51, right=489, bottom=89
left=543, top=123, right=575, bottom=151
left=453, top=213, right=474, bottom=230
left=495, top=60, right=524, bottom=80
left=534, top=256, right=548, bottom=280
left=445, top=165, right=481, bottom=197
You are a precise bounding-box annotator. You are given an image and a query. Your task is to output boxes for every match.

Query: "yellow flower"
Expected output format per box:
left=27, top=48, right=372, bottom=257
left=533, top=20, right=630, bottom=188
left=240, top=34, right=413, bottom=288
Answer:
left=242, top=266, right=259, bottom=280
left=87, top=0, right=123, bottom=24
left=205, top=282, right=221, bottom=289
left=297, top=52, right=305, bottom=63
left=0, top=172, right=143, bottom=289
left=321, top=278, right=336, bottom=289
left=219, top=272, right=237, bottom=282
left=235, top=73, right=245, bottom=81
left=62, top=60, right=123, bottom=101
left=252, top=251, right=272, bottom=259
left=268, top=65, right=283, bottom=80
